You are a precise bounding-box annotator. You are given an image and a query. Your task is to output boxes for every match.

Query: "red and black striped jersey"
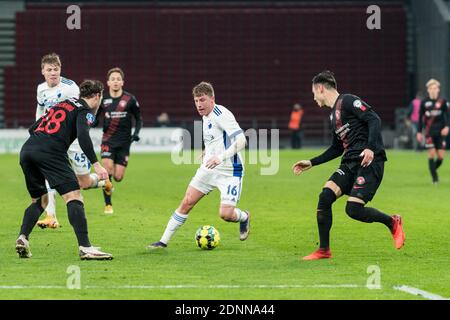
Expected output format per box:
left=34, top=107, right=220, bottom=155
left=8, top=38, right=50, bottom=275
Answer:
left=417, top=97, right=449, bottom=136
left=311, top=94, right=387, bottom=167
left=96, top=91, right=143, bottom=147
left=28, top=98, right=98, bottom=164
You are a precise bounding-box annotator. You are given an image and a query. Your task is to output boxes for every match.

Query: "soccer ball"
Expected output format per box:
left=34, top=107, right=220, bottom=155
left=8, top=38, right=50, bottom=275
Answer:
left=195, top=225, right=220, bottom=250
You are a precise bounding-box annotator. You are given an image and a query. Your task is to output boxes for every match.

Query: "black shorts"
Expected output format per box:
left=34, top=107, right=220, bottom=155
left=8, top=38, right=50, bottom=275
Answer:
left=20, top=142, right=80, bottom=198
left=101, top=142, right=130, bottom=167
left=328, top=160, right=384, bottom=203
left=425, top=135, right=446, bottom=150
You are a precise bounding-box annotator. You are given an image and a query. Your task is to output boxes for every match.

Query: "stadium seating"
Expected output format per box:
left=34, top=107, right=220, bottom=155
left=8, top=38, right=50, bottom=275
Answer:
left=4, top=3, right=407, bottom=142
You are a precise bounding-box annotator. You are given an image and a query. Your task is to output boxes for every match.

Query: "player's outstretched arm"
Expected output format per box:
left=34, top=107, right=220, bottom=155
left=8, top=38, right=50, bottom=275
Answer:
left=292, top=160, right=312, bottom=175
left=77, top=110, right=99, bottom=167
left=304, top=134, right=344, bottom=170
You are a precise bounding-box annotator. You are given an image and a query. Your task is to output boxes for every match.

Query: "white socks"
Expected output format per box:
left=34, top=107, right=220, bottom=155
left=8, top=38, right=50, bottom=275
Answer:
left=89, top=173, right=106, bottom=189
left=160, top=211, right=188, bottom=245
left=234, top=208, right=248, bottom=222
left=45, top=180, right=56, bottom=217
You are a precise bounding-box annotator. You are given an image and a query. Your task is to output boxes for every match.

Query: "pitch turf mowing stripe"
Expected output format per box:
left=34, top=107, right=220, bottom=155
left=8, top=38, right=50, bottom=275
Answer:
left=0, top=284, right=361, bottom=290
left=393, top=285, right=449, bottom=300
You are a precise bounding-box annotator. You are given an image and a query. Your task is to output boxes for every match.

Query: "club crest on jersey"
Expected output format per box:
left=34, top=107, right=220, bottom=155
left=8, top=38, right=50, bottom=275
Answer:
left=335, top=110, right=341, bottom=121
left=86, top=113, right=95, bottom=125
left=356, top=176, right=366, bottom=185
left=353, top=100, right=366, bottom=111
left=119, top=100, right=127, bottom=107
left=436, top=101, right=442, bottom=109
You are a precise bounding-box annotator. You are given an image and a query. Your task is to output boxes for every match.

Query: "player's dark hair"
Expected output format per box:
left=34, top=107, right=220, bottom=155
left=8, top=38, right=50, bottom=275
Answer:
left=107, top=67, right=125, bottom=80
left=312, top=70, right=337, bottom=90
left=79, top=80, right=104, bottom=98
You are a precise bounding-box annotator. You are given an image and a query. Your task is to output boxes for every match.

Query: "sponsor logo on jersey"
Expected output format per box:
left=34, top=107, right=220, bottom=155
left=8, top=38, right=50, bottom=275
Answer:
left=426, top=110, right=442, bottom=117
left=110, top=111, right=127, bottom=118
left=335, top=122, right=350, bottom=139
left=425, top=101, right=433, bottom=107
left=103, top=98, right=113, bottom=105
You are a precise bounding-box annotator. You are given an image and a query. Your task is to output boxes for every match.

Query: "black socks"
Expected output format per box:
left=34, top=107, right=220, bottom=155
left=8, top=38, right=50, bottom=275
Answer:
left=67, top=200, right=91, bottom=247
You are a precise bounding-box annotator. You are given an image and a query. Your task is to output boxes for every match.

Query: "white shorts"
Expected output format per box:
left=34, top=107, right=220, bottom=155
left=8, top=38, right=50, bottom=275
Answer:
left=68, top=146, right=91, bottom=176
left=189, top=167, right=244, bottom=206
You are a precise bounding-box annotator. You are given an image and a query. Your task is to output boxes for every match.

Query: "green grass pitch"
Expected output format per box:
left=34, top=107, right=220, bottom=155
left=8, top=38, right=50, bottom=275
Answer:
left=0, top=150, right=449, bottom=300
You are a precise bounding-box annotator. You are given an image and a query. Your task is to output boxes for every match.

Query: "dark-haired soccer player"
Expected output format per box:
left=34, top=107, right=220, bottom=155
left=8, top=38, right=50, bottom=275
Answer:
left=35, top=53, right=113, bottom=228
left=416, top=79, right=449, bottom=184
left=292, top=70, right=405, bottom=260
left=17, top=80, right=113, bottom=260
left=95, top=67, right=142, bottom=214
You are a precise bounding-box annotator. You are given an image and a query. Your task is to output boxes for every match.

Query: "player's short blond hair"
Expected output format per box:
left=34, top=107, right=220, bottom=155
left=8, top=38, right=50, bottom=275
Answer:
left=41, top=53, right=61, bottom=69
left=192, top=81, right=214, bottom=98
left=426, top=78, right=440, bottom=88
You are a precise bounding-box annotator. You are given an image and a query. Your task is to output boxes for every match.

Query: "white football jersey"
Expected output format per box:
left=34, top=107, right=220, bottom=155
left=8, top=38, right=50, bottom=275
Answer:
left=36, top=77, right=82, bottom=148
left=202, top=104, right=244, bottom=177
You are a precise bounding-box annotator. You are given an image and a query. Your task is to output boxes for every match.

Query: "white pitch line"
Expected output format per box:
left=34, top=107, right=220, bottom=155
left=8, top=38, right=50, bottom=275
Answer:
left=0, top=284, right=361, bottom=290
left=0, top=286, right=66, bottom=289
left=83, top=284, right=362, bottom=289
left=393, top=285, right=450, bottom=300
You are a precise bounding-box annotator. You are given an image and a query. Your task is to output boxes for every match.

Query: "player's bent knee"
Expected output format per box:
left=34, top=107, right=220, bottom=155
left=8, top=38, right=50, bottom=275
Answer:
left=61, top=190, right=83, bottom=204
left=219, top=207, right=235, bottom=221
left=33, top=195, right=47, bottom=210
left=318, top=188, right=337, bottom=209
left=114, top=175, right=124, bottom=182
left=77, top=175, right=92, bottom=190
left=345, top=201, right=365, bottom=221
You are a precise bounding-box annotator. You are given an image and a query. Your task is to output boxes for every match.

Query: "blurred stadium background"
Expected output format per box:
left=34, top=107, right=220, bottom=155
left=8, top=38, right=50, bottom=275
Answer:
left=1, top=1, right=450, bottom=302
left=0, top=0, right=448, bottom=149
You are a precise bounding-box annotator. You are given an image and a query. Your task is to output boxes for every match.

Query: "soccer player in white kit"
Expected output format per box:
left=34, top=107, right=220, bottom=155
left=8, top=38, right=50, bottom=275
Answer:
left=35, top=53, right=112, bottom=229
left=148, top=82, right=250, bottom=249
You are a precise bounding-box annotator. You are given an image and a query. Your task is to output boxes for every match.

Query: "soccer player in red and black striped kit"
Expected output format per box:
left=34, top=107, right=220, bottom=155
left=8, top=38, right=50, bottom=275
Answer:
left=95, top=68, right=142, bottom=214
left=292, top=71, right=405, bottom=260
left=17, top=80, right=113, bottom=260
left=416, top=79, right=449, bottom=184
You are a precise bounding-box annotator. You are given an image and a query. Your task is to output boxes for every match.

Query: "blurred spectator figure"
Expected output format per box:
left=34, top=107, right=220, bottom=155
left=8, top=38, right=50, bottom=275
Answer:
left=406, top=91, right=423, bottom=150
left=156, top=112, right=171, bottom=127
left=288, top=103, right=304, bottom=149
